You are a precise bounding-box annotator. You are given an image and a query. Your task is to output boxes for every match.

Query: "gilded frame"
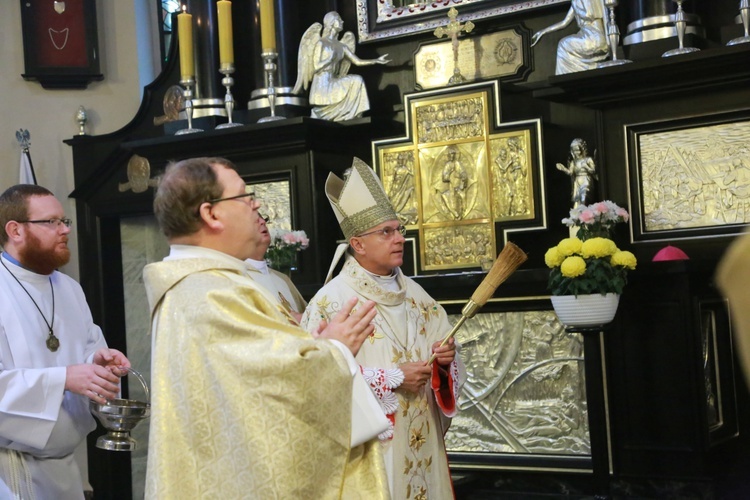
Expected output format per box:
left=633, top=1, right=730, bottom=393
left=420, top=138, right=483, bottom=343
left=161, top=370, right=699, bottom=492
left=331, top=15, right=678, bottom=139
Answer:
left=355, top=0, right=567, bottom=43
left=441, top=297, right=594, bottom=471
left=625, top=110, right=750, bottom=243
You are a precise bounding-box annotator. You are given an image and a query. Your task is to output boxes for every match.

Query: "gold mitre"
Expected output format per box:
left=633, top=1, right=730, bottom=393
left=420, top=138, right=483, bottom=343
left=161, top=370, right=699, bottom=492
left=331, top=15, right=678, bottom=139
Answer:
left=325, top=157, right=397, bottom=240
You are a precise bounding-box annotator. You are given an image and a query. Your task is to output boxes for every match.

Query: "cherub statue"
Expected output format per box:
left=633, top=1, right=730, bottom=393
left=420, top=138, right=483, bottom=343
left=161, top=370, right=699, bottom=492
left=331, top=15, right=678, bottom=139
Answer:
left=530, top=0, right=609, bottom=74
left=556, top=138, right=598, bottom=207
left=292, top=11, right=390, bottom=122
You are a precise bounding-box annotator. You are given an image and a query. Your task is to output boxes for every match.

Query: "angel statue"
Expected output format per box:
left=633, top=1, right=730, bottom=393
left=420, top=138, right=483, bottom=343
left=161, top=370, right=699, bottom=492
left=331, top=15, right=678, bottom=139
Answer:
left=530, top=0, right=609, bottom=74
left=292, top=11, right=390, bottom=122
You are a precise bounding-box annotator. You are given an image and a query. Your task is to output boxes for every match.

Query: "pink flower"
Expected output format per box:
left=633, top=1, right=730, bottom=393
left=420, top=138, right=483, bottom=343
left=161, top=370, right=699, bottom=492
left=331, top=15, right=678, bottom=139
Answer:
left=616, top=207, right=629, bottom=222
left=579, top=209, right=595, bottom=224
left=591, top=202, right=608, bottom=215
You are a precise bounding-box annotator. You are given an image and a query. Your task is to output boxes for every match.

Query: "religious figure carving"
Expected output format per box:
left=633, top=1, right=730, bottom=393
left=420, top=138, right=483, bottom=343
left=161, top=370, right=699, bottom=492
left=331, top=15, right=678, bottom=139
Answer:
left=293, top=11, right=390, bottom=121
left=530, top=0, right=609, bottom=74
left=556, top=138, right=598, bottom=207
left=385, top=151, right=418, bottom=225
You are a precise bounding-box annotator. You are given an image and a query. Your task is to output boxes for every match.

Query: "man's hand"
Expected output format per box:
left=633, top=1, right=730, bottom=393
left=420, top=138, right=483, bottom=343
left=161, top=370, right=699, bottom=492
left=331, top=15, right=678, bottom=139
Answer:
left=397, top=362, right=432, bottom=394
left=93, top=348, right=131, bottom=376
left=318, top=297, right=377, bottom=356
left=431, top=338, right=456, bottom=367
left=65, top=363, right=122, bottom=404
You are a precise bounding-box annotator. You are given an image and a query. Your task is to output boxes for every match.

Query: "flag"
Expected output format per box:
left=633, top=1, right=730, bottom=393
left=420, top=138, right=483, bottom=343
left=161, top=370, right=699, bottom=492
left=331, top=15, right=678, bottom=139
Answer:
left=20, top=149, right=37, bottom=185
left=16, top=129, right=37, bottom=185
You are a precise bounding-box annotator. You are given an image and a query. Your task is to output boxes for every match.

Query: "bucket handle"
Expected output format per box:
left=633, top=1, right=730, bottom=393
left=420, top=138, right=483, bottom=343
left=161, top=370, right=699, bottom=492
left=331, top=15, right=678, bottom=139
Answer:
left=123, top=366, right=150, bottom=404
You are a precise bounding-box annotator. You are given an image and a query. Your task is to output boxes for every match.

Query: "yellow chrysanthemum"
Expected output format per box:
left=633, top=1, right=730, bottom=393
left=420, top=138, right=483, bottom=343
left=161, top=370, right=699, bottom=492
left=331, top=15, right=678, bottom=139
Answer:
left=560, top=255, right=586, bottom=278
left=556, top=237, right=582, bottom=256
left=581, top=237, right=617, bottom=258
left=611, top=250, right=637, bottom=270
left=544, top=247, right=565, bottom=268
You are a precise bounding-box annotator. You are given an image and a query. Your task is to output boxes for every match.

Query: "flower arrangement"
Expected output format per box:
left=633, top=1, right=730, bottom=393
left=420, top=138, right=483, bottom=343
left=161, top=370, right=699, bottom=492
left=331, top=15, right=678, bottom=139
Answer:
left=265, top=229, right=310, bottom=272
left=562, top=200, right=630, bottom=241
left=546, top=201, right=637, bottom=296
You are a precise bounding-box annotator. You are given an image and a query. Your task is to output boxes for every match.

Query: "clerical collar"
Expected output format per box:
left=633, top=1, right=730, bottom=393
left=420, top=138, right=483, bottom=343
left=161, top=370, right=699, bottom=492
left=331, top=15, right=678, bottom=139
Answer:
left=363, top=267, right=399, bottom=292
left=245, top=258, right=269, bottom=275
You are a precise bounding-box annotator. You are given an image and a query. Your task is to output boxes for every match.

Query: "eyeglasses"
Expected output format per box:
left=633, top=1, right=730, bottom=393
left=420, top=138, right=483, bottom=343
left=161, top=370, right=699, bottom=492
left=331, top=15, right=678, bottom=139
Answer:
left=17, top=218, right=73, bottom=228
left=208, top=192, right=255, bottom=204
left=356, top=225, right=406, bottom=239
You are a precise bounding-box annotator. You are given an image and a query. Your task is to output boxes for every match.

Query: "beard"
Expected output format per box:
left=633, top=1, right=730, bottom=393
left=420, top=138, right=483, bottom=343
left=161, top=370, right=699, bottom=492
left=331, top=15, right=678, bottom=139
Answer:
left=19, top=231, right=70, bottom=275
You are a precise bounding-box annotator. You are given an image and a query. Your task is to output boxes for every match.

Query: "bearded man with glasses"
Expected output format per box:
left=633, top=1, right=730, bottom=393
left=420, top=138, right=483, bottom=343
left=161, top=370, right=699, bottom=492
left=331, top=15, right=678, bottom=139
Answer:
left=0, top=184, right=130, bottom=500
left=301, top=158, right=464, bottom=500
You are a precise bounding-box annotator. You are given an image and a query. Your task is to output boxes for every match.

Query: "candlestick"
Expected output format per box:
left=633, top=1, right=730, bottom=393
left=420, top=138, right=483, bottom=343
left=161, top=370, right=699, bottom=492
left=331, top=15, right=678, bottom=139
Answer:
left=597, top=0, right=632, bottom=68
left=257, top=51, right=285, bottom=123
left=175, top=77, right=204, bottom=135
left=217, top=0, right=234, bottom=65
left=216, top=64, right=243, bottom=129
left=728, top=0, right=750, bottom=45
left=259, top=0, right=276, bottom=52
left=177, top=8, right=194, bottom=80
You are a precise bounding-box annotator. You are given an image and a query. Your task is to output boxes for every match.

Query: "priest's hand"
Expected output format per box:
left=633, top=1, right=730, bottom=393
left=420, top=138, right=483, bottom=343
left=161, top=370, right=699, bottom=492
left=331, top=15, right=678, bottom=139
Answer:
left=93, top=347, right=131, bottom=376
left=318, top=297, right=377, bottom=356
left=430, top=338, right=456, bottom=367
left=65, top=363, right=123, bottom=404
left=397, top=362, right=432, bottom=394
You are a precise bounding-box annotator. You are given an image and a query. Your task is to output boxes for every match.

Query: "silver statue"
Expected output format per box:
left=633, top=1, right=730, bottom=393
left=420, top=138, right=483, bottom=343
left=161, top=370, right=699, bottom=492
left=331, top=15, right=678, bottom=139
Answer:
left=292, top=11, right=390, bottom=122
left=556, top=138, right=598, bottom=207
left=530, top=0, right=609, bottom=74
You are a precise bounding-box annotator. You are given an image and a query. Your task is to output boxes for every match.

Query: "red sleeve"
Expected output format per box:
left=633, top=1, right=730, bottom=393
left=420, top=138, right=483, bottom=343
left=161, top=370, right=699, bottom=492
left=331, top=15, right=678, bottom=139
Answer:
left=431, top=362, right=457, bottom=417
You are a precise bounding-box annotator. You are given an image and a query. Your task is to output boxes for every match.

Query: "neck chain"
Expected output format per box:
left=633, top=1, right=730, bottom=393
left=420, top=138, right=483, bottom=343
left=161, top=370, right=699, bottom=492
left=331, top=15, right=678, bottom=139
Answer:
left=1, top=259, right=59, bottom=352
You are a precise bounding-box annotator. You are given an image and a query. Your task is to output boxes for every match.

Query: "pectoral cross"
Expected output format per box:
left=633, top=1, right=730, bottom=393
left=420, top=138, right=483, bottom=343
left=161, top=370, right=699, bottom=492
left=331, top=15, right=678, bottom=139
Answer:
left=433, top=7, right=474, bottom=85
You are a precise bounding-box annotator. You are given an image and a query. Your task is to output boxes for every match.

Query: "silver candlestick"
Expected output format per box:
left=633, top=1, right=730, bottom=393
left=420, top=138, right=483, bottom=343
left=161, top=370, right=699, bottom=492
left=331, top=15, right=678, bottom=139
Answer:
left=216, top=63, right=243, bottom=129
left=175, top=77, right=203, bottom=135
left=662, top=0, right=700, bottom=57
left=257, top=52, right=285, bottom=123
left=598, top=0, right=632, bottom=67
left=728, top=0, right=750, bottom=45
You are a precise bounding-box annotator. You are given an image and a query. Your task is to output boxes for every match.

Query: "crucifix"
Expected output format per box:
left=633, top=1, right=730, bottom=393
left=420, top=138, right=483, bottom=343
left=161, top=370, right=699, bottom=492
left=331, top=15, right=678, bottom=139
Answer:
left=433, top=7, right=474, bottom=85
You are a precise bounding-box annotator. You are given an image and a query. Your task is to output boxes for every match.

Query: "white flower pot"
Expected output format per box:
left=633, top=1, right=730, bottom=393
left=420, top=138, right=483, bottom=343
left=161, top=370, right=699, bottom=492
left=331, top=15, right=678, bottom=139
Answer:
left=550, top=293, right=620, bottom=327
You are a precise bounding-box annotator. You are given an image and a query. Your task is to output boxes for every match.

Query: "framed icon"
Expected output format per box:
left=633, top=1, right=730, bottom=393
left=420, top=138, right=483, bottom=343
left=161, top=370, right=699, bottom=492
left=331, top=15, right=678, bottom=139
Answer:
left=20, top=0, right=103, bottom=89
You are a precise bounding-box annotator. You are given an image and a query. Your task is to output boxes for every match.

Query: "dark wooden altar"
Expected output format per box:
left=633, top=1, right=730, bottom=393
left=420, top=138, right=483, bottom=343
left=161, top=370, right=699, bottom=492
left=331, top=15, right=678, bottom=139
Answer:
left=67, top=1, right=750, bottom=498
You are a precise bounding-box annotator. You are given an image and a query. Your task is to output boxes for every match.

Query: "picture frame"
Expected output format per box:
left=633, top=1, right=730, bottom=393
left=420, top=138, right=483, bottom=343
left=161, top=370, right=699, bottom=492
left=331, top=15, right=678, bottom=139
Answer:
left=625, top=110, right=750, bottom=243
left=355, top=0, right=567, bottom=43
left=20, top=0, right=103, bottom=89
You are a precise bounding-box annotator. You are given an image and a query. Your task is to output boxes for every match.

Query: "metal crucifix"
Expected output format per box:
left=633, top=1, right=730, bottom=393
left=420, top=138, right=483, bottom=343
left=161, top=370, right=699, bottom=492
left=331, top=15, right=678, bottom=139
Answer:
left=433, top=7, right=474, bottom=85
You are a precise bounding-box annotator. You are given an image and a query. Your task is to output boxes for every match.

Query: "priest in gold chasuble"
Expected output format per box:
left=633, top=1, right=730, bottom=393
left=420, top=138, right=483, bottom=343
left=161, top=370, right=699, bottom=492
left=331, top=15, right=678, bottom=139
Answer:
left=143, top=157, right=389, bottom=499
left=301, top=158, right=464, bottom=500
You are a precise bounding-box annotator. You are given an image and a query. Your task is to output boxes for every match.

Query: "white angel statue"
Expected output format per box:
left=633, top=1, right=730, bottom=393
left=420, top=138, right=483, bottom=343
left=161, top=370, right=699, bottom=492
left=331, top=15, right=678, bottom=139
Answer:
left=292, top=11, right=390, bottom=122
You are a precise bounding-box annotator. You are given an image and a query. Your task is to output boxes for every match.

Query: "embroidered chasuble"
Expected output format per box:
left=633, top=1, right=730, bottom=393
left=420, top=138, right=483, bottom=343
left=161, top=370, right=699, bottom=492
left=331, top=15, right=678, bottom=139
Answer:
left=301, top=255, right=463, bottom=500
left=143, top=253, right=388, bottom=499
left=245, top=259, right=307, bottom=315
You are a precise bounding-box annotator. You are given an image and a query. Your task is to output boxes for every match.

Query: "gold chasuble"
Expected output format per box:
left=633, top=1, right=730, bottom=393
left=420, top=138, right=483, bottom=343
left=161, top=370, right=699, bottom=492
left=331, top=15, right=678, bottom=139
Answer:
left=143, top=256, right=388, bottom=499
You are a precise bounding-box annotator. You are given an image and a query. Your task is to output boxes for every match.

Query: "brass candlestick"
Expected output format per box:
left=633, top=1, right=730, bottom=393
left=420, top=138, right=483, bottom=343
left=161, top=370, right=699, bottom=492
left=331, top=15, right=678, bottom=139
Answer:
left=257, top=52, right=285, bottom=123
left=216, top=63, right=243, bottom=129
left=175, top=77, right=203, bottom=135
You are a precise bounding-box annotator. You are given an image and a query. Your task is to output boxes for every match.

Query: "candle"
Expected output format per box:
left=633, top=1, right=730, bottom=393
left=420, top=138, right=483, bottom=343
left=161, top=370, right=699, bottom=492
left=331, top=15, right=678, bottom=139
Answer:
left=259, top=0, right=276, bottom=52
left=217, top=0, right=234, bottom=66
left=177, top=7, right=195, bottom=79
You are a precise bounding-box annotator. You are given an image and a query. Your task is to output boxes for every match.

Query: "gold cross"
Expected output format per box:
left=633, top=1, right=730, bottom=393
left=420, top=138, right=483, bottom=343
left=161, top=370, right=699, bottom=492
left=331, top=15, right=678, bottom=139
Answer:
left=433, top=7, right=474, bottom=85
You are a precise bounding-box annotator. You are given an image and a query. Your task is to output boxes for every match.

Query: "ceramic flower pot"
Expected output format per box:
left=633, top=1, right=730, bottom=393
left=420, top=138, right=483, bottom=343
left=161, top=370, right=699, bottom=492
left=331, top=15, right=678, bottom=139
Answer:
left=550, top=293, right=620, bottom=327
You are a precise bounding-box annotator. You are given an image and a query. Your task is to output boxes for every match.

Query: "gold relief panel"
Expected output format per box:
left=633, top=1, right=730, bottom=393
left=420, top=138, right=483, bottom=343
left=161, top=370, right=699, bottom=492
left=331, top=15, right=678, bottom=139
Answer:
left=422, top=223, right=495, bottom=271
left=419, top=142, right=491, bottom=224
left=373, top=81, right=547, bottom=274
left=379, top=147, right=419, bottom=227
left=490, top=129, right=535, bottom=222
left=414, top=94, right=486, bottom=145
